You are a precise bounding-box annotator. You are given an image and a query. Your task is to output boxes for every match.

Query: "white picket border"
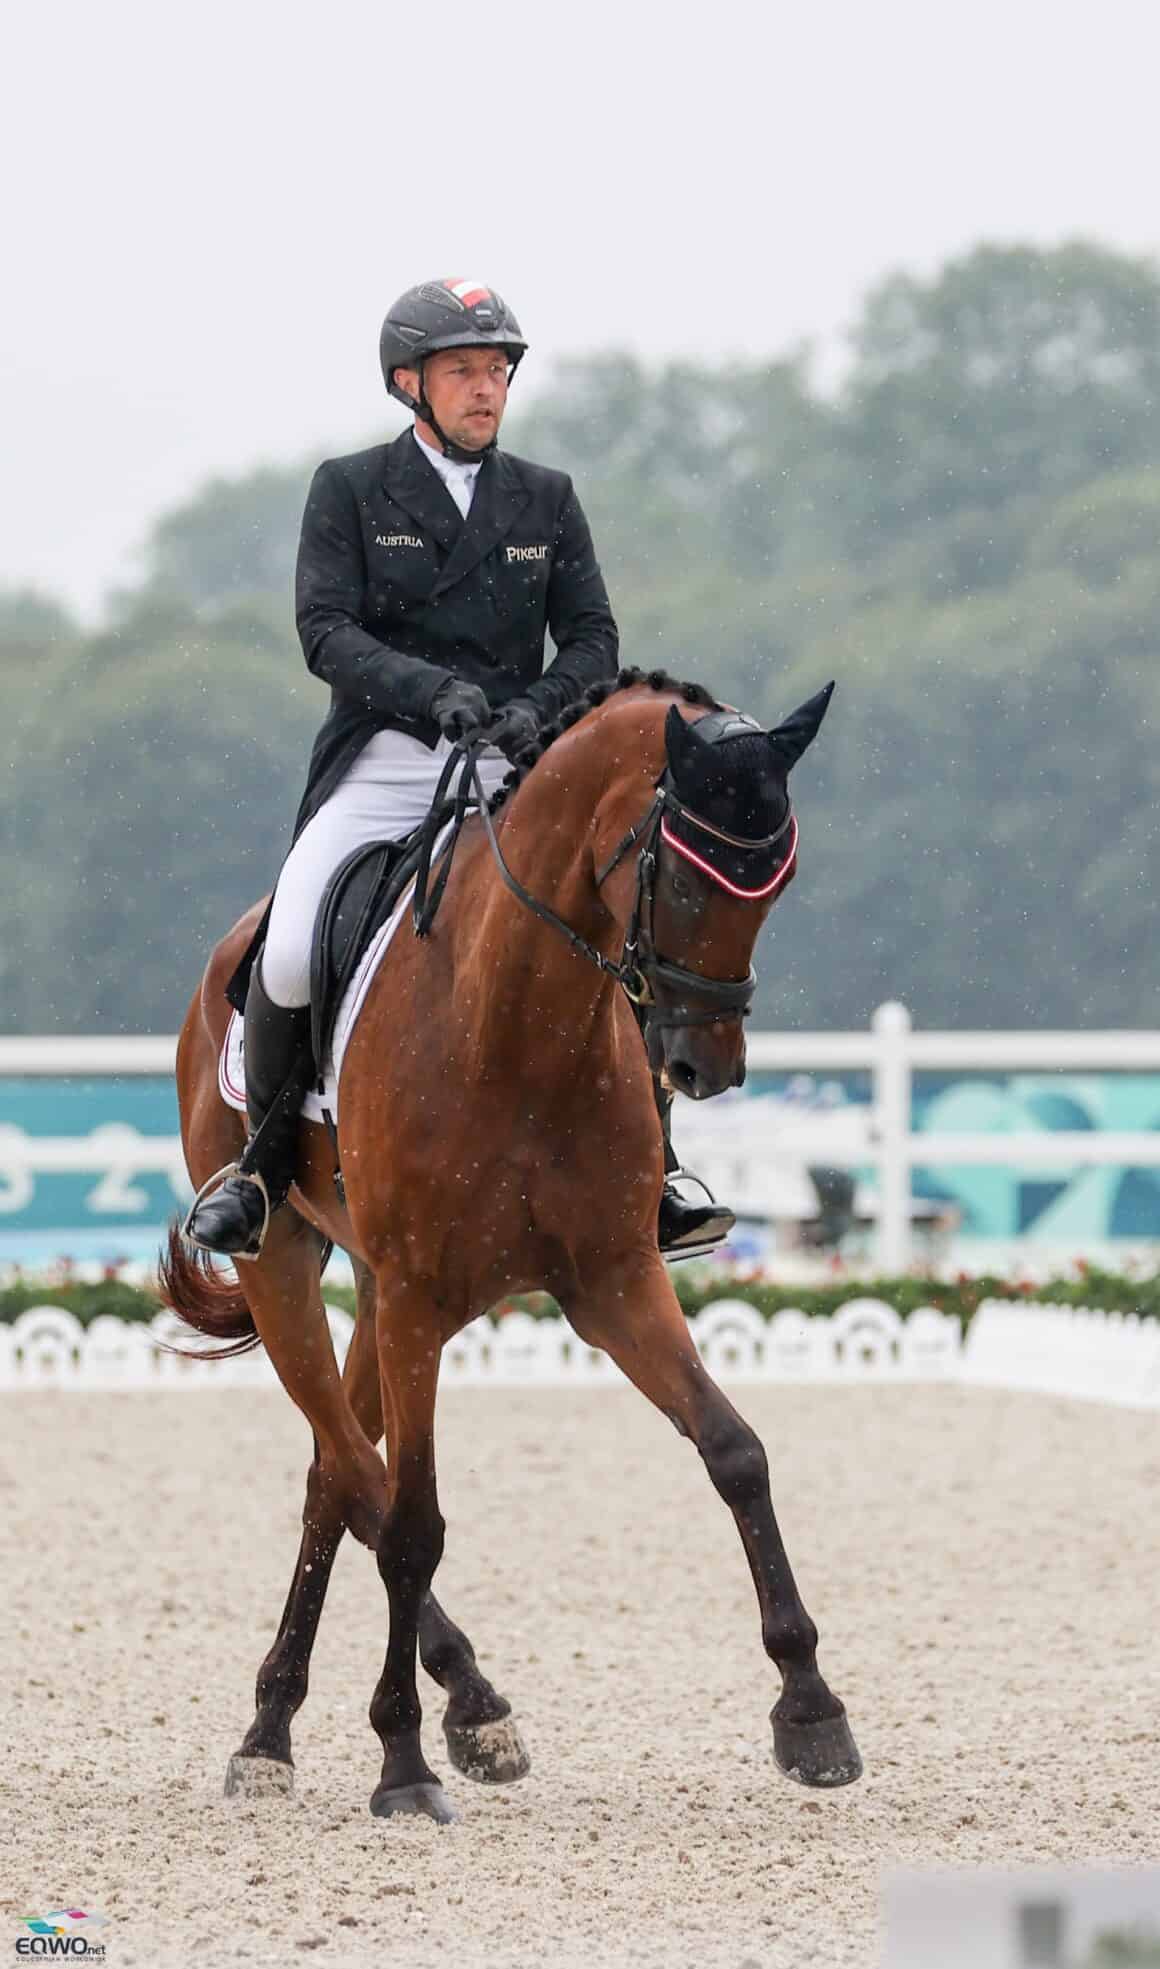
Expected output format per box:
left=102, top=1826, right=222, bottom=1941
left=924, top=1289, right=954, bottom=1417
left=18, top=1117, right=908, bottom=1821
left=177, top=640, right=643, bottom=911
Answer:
left=1, top=1296, right=1158, bottom=1408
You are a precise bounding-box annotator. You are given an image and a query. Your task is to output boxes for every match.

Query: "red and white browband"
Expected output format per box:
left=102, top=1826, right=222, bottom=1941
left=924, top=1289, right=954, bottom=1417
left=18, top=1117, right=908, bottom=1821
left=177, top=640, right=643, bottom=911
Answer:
left=660, top=812, right=799, bottom=901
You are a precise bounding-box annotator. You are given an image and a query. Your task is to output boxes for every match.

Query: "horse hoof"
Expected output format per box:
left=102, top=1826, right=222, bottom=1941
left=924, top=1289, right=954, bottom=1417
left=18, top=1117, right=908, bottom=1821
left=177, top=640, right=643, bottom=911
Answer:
left=771, top=1709, right=863, bottom=1789
left=224, top=1753, right=294, bottom=1799
left=369, top=1780, right=458, bottom=1824
left=444, top=1714, right=531, bottom=1785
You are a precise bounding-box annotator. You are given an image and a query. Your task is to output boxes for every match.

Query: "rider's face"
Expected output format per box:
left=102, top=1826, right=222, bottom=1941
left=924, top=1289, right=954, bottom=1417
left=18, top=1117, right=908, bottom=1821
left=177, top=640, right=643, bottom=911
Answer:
left=397, top=346, right=510, bottom=451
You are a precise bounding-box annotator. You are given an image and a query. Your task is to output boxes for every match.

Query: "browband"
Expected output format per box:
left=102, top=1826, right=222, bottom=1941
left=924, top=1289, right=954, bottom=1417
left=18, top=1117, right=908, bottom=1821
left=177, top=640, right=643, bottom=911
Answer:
left=659, top=782, right=798, bottom=901
left=660, top=812, right=799, bottom=901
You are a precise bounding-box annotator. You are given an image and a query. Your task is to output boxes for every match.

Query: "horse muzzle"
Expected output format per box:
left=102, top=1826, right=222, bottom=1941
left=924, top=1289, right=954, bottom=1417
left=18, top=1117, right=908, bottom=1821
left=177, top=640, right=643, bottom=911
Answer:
left=660, top=1024, right=747, bottom=1101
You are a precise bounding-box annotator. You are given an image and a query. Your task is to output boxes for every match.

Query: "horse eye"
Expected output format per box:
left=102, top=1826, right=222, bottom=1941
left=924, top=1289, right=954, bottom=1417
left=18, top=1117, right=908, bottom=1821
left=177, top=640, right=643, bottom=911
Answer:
left=671, top=871, right=692, bottom=902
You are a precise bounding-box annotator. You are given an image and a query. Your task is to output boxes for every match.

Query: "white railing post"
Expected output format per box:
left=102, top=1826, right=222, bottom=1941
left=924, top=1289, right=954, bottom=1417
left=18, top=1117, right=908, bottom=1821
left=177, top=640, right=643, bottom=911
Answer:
left=872, top=1001, right=912, bottom=1272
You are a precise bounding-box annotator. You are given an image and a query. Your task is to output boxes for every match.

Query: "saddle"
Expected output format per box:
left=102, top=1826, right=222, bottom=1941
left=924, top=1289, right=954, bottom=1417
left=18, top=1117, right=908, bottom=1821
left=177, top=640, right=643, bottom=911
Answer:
left=308, top=809, right=451, bottom=1074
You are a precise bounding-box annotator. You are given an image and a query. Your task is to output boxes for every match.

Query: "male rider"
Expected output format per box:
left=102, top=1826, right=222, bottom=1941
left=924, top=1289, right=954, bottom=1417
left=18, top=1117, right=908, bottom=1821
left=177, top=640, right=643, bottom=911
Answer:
left=185, top=278, right=733, bottom=1261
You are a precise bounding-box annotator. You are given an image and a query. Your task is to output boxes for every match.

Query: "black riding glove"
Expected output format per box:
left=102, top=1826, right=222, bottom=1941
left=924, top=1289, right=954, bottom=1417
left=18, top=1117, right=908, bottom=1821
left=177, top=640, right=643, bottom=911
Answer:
left=485, top=697, right=539, bottom=762
left=431, top=678, right=491, bottom=743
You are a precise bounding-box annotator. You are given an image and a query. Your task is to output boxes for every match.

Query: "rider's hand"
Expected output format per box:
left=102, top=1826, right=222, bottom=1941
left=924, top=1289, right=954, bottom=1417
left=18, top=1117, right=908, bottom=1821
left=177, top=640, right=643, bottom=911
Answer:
left=485, top=697, right=539, bottom=762
left=431, top=678, right=491, bottom=743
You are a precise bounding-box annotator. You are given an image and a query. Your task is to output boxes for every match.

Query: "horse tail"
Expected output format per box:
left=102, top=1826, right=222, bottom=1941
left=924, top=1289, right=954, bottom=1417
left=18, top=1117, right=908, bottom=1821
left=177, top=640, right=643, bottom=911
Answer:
left=156, top=1221, right=262, bottom=1358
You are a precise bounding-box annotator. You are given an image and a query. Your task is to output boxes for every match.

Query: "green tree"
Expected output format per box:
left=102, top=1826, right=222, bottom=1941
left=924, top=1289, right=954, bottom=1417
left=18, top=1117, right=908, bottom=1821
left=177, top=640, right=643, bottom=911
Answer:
left=5, top=239, right=1160, bottom=1034
left=134, top=465, right=313, bottom=616
left=843, top=240, right=1160, bottom=552
left=7, top=596, right=320, bottom=1031
left=0, top=586, right=79, bottom=645
left=1082, top=1926, right=1160, bottom=1966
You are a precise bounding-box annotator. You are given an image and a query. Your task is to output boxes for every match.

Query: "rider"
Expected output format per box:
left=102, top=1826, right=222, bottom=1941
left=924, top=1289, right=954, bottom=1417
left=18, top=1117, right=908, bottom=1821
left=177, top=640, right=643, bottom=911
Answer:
left=185, top=277, right=734, bottom=1261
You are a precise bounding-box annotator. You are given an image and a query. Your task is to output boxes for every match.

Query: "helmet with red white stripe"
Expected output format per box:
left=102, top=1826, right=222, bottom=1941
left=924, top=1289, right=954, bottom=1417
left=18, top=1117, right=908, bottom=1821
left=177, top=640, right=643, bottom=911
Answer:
left=380, top=278, right=527, bottom=407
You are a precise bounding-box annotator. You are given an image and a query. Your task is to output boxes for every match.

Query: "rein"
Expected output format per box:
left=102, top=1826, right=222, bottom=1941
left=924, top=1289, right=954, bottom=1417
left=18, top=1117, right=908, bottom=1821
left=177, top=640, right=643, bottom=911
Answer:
left=411, top=737, right=791, bottom=1028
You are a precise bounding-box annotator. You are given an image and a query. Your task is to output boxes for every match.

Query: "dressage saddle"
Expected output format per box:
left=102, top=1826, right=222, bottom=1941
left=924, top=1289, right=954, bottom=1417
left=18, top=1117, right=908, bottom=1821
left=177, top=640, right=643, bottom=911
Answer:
left=309, top=812, right=453, bottom=1076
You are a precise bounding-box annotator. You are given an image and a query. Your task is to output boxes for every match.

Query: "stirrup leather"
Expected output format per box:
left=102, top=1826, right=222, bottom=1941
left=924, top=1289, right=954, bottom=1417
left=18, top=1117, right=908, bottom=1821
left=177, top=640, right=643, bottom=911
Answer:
left=182, top=1161, right=272, bottom=1263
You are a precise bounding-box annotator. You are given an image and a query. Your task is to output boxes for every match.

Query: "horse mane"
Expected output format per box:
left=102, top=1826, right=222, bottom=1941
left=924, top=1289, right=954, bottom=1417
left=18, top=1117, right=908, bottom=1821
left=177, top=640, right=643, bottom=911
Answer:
left=488, top=666, right=722, bottom=816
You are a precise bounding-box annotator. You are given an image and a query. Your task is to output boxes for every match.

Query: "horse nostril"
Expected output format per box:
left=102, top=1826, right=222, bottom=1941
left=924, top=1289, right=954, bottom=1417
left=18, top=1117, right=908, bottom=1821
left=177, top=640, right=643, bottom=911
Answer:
left=668, top=1058, right=699, bottom=1098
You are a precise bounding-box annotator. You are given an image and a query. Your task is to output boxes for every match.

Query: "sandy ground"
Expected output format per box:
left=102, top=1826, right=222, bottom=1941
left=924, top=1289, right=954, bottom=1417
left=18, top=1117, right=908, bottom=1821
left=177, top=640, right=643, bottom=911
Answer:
left=2, top=1381, right=1158, bottom=1969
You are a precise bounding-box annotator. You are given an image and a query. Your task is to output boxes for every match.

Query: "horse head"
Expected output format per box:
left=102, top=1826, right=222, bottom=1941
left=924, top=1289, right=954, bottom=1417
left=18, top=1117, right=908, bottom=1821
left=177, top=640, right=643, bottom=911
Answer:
left=619, top=681, right=833, bottom=1101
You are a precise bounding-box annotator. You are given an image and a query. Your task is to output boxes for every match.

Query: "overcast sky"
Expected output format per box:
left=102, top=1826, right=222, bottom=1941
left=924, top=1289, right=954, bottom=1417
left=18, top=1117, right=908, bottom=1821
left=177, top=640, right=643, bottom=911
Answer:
left=5, top=0, right=1159, bottom=618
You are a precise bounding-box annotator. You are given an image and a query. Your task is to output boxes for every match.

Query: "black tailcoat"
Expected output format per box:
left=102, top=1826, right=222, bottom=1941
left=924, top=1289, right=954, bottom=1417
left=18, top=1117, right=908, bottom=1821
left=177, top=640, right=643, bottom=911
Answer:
left=226, top=430, right=618, bottom=1009
left=292, top=429, right=619, bottom=836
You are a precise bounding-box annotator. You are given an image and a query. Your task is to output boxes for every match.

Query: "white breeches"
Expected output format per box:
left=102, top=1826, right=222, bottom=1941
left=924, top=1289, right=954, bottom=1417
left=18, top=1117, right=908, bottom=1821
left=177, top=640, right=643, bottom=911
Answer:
left=261, top=730, right=511, bottom=1009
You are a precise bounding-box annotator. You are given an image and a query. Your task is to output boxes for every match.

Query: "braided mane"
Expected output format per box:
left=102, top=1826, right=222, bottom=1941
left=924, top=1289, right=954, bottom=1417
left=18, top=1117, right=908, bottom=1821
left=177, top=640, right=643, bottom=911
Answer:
left=488, top=666, right=721, bottom=815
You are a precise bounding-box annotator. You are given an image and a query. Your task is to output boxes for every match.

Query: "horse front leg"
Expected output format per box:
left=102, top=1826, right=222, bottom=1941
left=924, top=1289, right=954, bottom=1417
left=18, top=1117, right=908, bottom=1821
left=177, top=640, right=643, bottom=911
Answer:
left=567, top=1251, right=862, bottom=1790
left=368, top=1287, right=455, bottom=1823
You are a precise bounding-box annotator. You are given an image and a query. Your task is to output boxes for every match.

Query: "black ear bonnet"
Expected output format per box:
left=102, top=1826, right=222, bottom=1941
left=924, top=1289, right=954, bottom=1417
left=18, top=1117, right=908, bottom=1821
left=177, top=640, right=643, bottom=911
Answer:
left=662, top=707, right=798, bottom=899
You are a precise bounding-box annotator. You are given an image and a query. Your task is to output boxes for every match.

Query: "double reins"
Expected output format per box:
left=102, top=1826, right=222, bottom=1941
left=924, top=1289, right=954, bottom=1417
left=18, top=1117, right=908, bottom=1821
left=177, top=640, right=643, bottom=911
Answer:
left=411, top=736, right=780, bottom=1028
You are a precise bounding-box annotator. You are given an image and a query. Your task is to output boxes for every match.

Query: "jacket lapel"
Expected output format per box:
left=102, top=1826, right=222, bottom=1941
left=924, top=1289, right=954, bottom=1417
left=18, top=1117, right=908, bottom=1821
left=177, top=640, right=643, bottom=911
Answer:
left=381, top=432, right=463, bottom=557
left=430, top=451, right=531, bottom=598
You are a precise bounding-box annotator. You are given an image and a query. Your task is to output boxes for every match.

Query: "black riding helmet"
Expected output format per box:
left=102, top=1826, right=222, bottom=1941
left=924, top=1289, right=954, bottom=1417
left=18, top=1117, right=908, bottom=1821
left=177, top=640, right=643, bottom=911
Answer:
left=380, top=278, right=528, bottom=463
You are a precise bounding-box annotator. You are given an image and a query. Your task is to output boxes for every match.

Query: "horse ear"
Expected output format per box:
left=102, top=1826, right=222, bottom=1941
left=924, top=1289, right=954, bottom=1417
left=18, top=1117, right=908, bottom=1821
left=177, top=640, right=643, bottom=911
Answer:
left=665, top=703, right=705, bottom=777
left=767, top=681, right=835, bottom=771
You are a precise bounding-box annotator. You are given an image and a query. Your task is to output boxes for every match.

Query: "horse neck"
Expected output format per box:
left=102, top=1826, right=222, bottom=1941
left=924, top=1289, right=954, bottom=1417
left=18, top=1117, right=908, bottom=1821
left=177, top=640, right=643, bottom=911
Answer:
left=459, top=695, right=668, bottom=1058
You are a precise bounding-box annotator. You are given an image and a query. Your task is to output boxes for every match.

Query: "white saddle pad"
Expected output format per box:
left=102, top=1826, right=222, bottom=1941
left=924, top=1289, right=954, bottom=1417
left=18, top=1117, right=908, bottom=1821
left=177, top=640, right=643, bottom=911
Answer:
left=219, top=823, right=453, bottom=1126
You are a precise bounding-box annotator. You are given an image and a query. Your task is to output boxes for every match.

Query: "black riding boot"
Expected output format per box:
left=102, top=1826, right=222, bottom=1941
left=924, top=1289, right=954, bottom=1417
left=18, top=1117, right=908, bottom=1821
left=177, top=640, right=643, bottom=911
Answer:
left=655, top=1082, right=736, bottom=1260
left=183, top=965, right=315, bottom=1259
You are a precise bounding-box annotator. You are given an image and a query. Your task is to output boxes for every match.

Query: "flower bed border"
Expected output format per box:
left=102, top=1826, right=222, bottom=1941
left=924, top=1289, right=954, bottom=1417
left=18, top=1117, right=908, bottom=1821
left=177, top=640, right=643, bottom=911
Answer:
left=3, top=1263, right=1157, bottom=1331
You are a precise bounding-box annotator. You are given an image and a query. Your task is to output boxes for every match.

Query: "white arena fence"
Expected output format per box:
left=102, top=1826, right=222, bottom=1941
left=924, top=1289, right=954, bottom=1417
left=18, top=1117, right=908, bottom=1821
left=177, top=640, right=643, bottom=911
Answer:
left=2, top=1296, right=1159, bottom=1409
left=3, top=1006, right=1160, bottom=1269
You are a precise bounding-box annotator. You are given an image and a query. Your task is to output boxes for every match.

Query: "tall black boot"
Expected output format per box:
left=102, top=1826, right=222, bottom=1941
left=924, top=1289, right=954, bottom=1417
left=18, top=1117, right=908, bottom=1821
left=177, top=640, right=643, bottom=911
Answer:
left=183, top=964, right=315, bottom=1259
left=654, top=1080, right=737, bottom=1260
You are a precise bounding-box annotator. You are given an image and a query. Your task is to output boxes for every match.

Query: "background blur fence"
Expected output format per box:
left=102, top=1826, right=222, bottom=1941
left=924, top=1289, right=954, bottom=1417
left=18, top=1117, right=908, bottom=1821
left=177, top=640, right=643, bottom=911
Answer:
left=745, top=1002, right=1160, bottom=1267
left=3, top=1005, right=1160, bottom=1268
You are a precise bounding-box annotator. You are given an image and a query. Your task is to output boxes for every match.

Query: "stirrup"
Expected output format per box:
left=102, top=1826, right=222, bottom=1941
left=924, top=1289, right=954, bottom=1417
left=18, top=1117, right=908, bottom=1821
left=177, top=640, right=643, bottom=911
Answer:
left=181, top=1162, right=271, bottom=1263
left=662, top=1238, right=731, bottom=1266
left=667, top=1165, right=718, bottom=1206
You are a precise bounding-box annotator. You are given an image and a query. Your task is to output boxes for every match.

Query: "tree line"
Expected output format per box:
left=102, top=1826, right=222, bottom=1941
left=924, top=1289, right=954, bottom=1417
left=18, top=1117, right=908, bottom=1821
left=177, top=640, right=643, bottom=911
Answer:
left=4, top=240, right=1158, bottom=1034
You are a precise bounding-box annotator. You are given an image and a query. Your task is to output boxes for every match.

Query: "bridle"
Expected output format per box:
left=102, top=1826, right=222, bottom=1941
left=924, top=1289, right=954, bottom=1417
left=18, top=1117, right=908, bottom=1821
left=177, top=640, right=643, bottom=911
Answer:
left=412, top=736, right=797, bottom=1032
left=603, top=781, right=797, bottom=1028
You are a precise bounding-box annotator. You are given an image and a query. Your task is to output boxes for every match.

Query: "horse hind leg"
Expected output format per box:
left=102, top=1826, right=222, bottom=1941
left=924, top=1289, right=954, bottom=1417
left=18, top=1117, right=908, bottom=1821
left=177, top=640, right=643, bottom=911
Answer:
left=224, top=1434, right=350, bottom=1798
left=361, top=1264, right=532, bottom=1822
left=345, top=1259, right=529, bottom=1786
left=225, top=1253, right=528, bottom=1799
left=419, top=1596, right=531, bottom=1785
left=213, top=1219, right=390, bottom=1800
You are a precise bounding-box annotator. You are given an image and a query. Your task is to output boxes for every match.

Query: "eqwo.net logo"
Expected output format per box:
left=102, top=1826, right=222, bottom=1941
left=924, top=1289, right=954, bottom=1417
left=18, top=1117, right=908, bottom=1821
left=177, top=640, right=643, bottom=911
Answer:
left=15, top=1911, right=107, bottom=1959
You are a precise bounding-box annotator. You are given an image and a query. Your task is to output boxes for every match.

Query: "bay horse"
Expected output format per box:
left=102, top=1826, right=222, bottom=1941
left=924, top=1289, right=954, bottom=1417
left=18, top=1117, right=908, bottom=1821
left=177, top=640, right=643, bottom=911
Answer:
left=159, top=667, right=862, bottom=1823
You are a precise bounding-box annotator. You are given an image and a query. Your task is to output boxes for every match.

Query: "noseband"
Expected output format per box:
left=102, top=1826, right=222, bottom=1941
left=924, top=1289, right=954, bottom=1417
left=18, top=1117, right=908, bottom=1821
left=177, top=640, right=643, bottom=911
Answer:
left=413, top=740, right=797, bottom=1031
